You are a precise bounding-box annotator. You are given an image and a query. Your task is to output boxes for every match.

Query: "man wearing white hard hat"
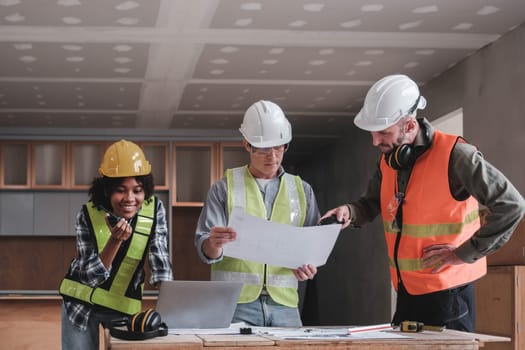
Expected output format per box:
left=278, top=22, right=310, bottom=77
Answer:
left=195, top=100, right=321, bottom=327
left=322, top=74, right=525, bottom=331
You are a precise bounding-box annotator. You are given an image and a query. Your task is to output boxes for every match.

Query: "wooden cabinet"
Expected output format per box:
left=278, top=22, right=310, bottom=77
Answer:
left=32, top=142, right=67, bottom=188
left=172, top=143, right=216, bottom=206
left=475, top=266, right=524, bottom=350
left=0, top=142, right=30, bottom=188
left=219, top=142, right=249, bottom=176
left=171, top=142, right=249, bottom=281
left=140, top=142, right=169, bottom=190
left=1, top=141, right=170, bottom=190
left=70, top=142, right=107, bottom=189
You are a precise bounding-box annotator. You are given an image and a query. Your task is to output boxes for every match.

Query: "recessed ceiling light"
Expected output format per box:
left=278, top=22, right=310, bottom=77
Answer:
left=415, top=49, right=435, bottom=55
left=263, top=59, right=278, bottom=65
left=210, top=58, right=229, bottom=64
left=114, top=67, right=131, bottom=74
left=5, top=13, right=25, bottom=22
left=404, top=62, right=419, bottom=68
left=13, top=43, right=32, bottom=50
left=57, top=0, right=80, bottom=6
left=0, top=0, right=21, bottom=6
left=62, top=44, right=83, bottom=51
left=477, top=6, right=499, bottom=16
left=235, top=18, right=252, bottom=26
left=303, top=3, right=324, bottom=12
left=62, top=17, right=82, bottom=25
left=365, top=49, right=384, bottom=55
left=114, top=57, right=133, bottom=64
left=361, top=4, right=383, bottom=12
left=413, top=6, right=438, bottom=14
left=309, top=60, right=326, bottom=66
left=269, top=48, right=285, bottom=55
left=19, top=55, right=37, bottom=63
left=116, top=1, right=139, bottom=11
left=289, top=20, right=307, bottom=28
left=116, top=17, right=139, bottom=25
left=399, top=20, right=422, bottom=30
left=453, top=23, right=473, bottom=30
left=66, top=56, right=84, bottom=62
left=319, top=49, right=334, bottom=55
left=241, top=2, right=262, bottom=11
left=113, top=45, right=133, bottom=52
left=209, top=69, right=224, bottom=75
left=340, top=19, right=361, bottom=28
left=220, top=46, right=239, bottom=53
left=355, top=61, right=372, bottom=66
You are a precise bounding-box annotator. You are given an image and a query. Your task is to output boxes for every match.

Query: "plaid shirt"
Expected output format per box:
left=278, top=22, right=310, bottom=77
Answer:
left=62, top=197, right=173, bottom=330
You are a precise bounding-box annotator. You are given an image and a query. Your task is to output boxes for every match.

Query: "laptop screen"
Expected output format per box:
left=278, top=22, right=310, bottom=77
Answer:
left=155, top=280, right=243, bottom=329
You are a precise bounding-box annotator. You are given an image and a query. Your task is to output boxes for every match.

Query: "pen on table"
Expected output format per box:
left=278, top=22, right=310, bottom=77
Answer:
left=348, top=323, right=394, bottom=335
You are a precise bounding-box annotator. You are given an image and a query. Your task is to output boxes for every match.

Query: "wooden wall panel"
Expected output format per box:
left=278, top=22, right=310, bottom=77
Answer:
left=171, top=207, right=210, bottom=281
left=0, top=236, right=76, bottom=291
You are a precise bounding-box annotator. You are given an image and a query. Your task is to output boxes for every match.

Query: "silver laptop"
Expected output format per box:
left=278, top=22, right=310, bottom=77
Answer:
left=155, top=280, right=243, bottom=329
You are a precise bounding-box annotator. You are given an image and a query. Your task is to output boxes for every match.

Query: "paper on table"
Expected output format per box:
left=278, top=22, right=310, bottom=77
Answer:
left=223, top=207, right=341, bottom=269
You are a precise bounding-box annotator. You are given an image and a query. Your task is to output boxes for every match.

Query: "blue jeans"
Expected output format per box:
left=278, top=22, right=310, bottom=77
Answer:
left=232, top=295, right=302, bottom=327
left=61, top=303, right=123, bottom=350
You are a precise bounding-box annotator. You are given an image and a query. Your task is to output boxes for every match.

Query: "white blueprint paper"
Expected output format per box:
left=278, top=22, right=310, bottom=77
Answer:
left=223, top=207, right=341, bottom=269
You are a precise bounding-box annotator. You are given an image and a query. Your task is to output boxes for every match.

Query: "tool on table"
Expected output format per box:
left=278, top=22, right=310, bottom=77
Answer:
left=399, top=320, right=445, bottom=332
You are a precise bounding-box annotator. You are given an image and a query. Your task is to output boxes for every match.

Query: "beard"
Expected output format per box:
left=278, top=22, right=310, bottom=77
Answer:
left=379, top=129, right=407, bottom=154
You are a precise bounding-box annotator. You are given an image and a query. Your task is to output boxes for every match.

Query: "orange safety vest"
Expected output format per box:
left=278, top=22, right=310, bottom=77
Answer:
left=380, top=131, right=486, bottom=295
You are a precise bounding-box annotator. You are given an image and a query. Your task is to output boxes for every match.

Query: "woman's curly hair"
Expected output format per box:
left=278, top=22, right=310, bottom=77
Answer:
left=88, top=174, right=155, bottom=211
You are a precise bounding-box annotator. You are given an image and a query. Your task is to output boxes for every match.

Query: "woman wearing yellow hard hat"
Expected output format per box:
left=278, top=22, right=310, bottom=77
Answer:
left=59, top=140, right=173, bottom=349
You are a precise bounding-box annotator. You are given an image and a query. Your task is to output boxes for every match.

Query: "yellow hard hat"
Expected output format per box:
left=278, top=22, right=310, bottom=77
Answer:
left=99, top=140, right=151, bottom=177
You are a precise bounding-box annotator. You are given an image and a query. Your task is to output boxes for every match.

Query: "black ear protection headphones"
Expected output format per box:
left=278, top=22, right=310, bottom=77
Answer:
left=109, top=309, right=168, bottom=341
left=385, top=144, right=417, bottom=170
left=385, top=121, right=432, bottom=170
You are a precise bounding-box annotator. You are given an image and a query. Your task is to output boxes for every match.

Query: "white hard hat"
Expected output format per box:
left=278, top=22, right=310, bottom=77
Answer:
left=354, top=74, right=427, bottom=132
left=239, top=100, right=292, bottom=147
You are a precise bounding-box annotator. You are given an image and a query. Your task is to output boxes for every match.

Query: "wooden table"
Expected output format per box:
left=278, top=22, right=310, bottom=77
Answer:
left=106, top=328, right=509, bottom=349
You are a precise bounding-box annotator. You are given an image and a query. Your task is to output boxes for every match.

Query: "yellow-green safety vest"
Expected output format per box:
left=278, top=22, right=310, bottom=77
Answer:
left=212, top=166, right=306, bottom=307
left=59, top=198, right=155, bottom=315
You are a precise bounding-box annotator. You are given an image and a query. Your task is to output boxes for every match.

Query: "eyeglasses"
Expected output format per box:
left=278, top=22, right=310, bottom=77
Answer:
left=249, top=144, right=289, bottom=155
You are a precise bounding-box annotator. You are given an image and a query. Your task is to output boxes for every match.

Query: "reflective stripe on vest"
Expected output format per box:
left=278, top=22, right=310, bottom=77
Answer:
left=380, top=132, right=486, bottom=295
left=212, top=166, right=306, bottom=307
left=59, top=199, right=155, bottom=315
